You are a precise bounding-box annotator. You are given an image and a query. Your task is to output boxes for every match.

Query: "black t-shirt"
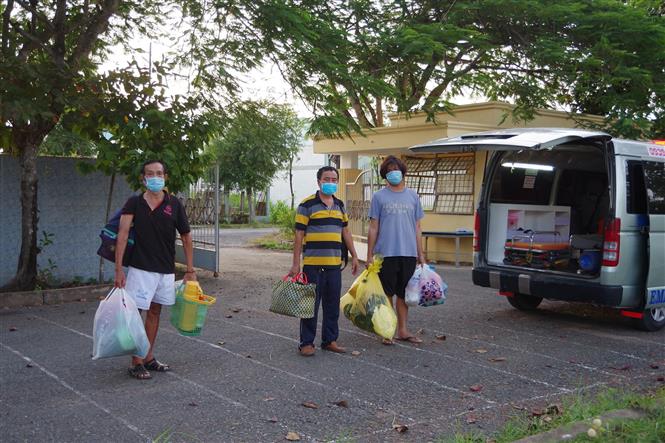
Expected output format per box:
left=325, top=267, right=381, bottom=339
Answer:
left=121, top=192, right=191, bottom=274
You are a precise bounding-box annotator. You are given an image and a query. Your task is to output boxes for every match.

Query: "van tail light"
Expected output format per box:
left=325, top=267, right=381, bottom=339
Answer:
left=620, top=310, right=643, bottom=319
left=473, top=211, right=481, bottom=252
left=602, top=218, right=621, bottom=267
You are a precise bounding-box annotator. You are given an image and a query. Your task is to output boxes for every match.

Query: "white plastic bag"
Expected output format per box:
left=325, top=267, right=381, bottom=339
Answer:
left=405, top=266, right=424, bottom=307
left=92, top=288, right=150, bottom=360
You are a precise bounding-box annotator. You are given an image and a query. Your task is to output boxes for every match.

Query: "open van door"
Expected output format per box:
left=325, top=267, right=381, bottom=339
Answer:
left=640, top=159, right=665, bottom=331
left=409, top=128, right=611, bottom=154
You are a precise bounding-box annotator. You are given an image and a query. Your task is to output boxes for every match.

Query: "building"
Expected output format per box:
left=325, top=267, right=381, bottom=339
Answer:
left=269, top=131, right=328, bottom=207
left=313, top=101, right=603, bottom=264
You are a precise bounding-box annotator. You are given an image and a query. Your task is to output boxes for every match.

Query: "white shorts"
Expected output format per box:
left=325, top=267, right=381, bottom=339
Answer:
left=125, top=267, right=176, bottom=310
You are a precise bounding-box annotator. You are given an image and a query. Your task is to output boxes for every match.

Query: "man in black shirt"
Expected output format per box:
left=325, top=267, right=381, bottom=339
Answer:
left=115, top=160, right=196, bottom=380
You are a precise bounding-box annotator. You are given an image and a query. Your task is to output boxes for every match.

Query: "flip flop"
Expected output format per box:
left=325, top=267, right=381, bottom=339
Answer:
left=395, top=335, right=423, bottom=344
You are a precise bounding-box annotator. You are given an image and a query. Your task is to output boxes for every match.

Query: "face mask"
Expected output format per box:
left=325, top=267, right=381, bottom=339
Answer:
left=321, top=182, right=337, bottom=196
left=145, top=177, right=165, bottom=192
left=386, top=170, right=403, bottom=186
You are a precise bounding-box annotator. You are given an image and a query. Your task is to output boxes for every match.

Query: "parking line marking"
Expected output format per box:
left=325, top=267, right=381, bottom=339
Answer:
left=163, top=329, right=413, bottom=422
left=472, top=321, right=655, bottom=361
left=0, top=341, right=150, bottom=441
left=337, top=326, right=567, bottom=391
left=30, top=315, right=318, bottom=441
left=214, top=306, right=562, bottom=393
left=429, top=328, right=628, bottom=379
left=221, top=320, right=496, bottom=404
left=346, top=380, right=609, bottom=442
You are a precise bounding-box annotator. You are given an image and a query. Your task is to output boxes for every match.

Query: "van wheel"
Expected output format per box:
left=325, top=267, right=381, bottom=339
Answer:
left=506, top=293, right=543, bottom=311
left=636, top=308, right=665, bottom=332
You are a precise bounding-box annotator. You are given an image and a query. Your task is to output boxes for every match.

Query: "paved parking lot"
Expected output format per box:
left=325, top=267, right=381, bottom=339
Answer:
left=1, top=246, right=663, bottom=442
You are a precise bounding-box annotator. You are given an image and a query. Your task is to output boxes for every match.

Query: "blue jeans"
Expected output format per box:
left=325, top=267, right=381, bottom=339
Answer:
left=299, top=266, right=342, bottom=348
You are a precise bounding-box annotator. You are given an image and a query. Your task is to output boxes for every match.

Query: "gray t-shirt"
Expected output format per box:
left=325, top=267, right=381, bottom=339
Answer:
left=369, top=187, right=424, bottom=257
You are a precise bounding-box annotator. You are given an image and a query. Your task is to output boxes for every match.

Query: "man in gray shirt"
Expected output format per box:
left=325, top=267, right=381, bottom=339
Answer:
left=367, top=155, right=427, bottom=345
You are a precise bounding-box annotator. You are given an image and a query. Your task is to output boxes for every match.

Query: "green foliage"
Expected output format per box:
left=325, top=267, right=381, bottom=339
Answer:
left=210, top=101, right=304, bottom=193
left=60, top=67, right=218, bottom=192
left=228, top=0, right=665, bottom=139
left=270, top=200, right=296, bottom=235
left=442, top=387, right=665, bottom=443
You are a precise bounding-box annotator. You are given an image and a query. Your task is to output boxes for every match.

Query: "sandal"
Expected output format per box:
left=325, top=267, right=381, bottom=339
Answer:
left=382, top=338, right=395, bottom=345
left=128, top=364, right=152, bottom=380
left=144, top=358, right=171, bottom=372
left=395, top=335, right=423, bottom=344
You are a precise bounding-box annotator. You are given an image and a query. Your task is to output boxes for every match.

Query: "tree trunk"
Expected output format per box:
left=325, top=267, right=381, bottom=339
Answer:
left=98, top=172, right=116, bottom=283
left=248, top=187, right=255, bottom=223
left=289, top=156, right=295, bottom=210
left=1, top=137, right=40, bottom=291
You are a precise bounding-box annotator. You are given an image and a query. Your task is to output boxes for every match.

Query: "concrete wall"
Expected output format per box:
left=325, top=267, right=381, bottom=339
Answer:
left=1, top=155, right=134, bottom=286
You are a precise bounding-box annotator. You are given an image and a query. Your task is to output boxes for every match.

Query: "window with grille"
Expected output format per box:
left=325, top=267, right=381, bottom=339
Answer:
left=404, top=155, right=475, bottom=214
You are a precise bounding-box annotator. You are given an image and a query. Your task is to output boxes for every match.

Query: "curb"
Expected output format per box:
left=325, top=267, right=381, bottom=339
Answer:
left=0, top=284, right=113, bottom=309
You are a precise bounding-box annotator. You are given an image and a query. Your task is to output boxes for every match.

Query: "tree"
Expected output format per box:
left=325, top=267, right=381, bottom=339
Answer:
left=210, top=101, right=303, bottom=222
left=227, top=0, right=664, bottom=139
left=0, top=1, right=256, bottom=291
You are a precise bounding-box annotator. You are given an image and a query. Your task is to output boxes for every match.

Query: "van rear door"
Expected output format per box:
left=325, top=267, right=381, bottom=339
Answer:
left=643, top=158, right=665, bottom=310
left=409, top=128, right=610, bottom=153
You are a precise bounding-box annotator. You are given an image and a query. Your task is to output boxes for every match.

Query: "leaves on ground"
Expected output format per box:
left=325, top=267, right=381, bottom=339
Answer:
left=609, top=364, right=632, bottom=371
left=267, top=417, right=278, bottom=423
left=435, top=334, right=446, bottom=341
left=9, top=326, right=17, bottom=331
left=301, top=401, right=319, bottom=409
left=416, top=328, right=424, bottom=335
left=392, top=423, right=408, bottom=433
left=263, top=397, right=276, bottom=401
left=351, top=351, right=361, bottom=356
left=469, top=384, right=483, bottom=392
left=334, top=400, right=348, bottom=408
left=473, top=349, right=488, bottom=353
left=466, top=415, right=477, bottom=424
left=285, top=431, right=300, bottom=441
left=217, top=341, right=226, bottom=346
left=488, top=357, right=507, bottom=362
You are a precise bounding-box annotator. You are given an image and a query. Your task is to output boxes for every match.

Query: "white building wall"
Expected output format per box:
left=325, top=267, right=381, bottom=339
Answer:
left=269, top=137, right=327, bottom=205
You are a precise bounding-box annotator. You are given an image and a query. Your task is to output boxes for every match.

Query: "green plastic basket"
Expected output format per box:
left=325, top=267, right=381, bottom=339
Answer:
left=170, top=284, right=216, bottom=336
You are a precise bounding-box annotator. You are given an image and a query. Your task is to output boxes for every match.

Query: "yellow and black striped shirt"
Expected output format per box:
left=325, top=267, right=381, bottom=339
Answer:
left=295, top=192, right=349, bottom=268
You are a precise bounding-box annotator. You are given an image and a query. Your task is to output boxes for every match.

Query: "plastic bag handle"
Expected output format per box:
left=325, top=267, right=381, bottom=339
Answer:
left=282, top=272, right=309, bottom=284
left=104, top=287, right=119, bottom=301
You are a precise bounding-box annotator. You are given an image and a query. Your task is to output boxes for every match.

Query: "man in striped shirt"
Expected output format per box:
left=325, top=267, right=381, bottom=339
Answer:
left=289, top=166, right=359, bottom=356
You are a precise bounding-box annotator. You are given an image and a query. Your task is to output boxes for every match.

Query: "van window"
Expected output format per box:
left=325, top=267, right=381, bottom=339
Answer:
left=626, top=161, right=648, bottom=214
left=644, top=161, right=665, bottom=214
left=490, top=163, right=555, bottom=205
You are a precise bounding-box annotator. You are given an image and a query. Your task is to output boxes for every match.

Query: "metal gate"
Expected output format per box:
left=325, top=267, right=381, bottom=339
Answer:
left=176, top=163, right=220, bottom=277
left=345, top=169, right=381, bottom=238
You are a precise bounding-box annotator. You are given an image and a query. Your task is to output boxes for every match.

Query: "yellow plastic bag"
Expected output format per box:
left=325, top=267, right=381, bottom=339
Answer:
left=340, top=256, right=397, bottom=339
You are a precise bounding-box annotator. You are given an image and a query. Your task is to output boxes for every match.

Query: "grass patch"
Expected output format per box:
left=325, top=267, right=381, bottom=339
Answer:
left=252, top=231, right=294, bottom=251
left=442, top=386, right=665, bottom=443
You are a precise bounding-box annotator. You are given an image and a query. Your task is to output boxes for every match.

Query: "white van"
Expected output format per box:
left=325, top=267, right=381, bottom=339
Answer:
left=411, top=128, right=665, bottom=331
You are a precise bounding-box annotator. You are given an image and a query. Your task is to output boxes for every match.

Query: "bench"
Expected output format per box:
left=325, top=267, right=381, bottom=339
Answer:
left=422, top=231, right=474, bottom=267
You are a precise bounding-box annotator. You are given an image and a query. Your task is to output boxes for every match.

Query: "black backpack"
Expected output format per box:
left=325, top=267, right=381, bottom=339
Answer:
left=97, top=209, right=135, bottom=266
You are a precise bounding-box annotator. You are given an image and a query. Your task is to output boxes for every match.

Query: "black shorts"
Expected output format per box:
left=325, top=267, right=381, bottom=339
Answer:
left=378, top=256, right=417, bottom=298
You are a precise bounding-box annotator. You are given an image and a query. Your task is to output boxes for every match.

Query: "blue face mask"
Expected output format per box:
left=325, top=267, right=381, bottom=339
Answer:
left=145, top=177, right=165, bottom=192
left=321, top=182, right=337, bottom=196
left=386, top=170, right=403, bottom=185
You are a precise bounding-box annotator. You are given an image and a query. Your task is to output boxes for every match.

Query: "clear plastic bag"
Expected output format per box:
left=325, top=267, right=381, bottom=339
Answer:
left=405, top=266, right=424, bottom=307
left=92, top=288, right=150, bottom=360
left=340, top=256, right=397, bottom=339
